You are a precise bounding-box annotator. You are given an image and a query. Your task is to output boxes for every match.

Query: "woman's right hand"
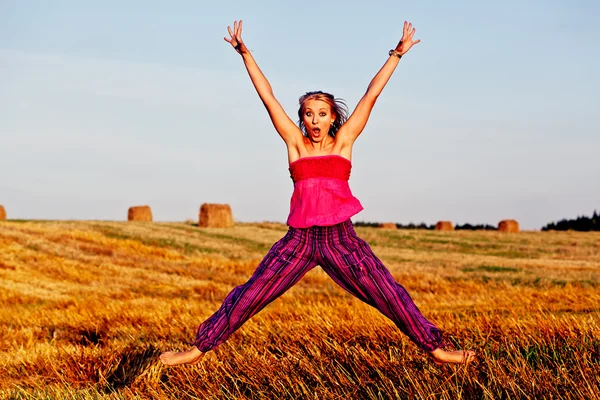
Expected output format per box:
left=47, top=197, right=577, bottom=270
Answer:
left=224, top=20, right=249, bottom=54
left=394, top=21, right=420, bottom=56
left=222, top=19, right=301, bottom=147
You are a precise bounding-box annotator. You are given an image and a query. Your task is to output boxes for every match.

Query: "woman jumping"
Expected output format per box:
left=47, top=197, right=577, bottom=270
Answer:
left=160, top=20, right=475, bottom=366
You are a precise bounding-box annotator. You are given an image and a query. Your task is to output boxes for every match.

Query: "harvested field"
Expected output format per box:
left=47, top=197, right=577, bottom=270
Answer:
left=0, top=220, right=598, bottom=399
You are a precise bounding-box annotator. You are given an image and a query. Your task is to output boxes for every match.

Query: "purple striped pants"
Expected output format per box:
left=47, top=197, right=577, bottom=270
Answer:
left=192, top=220, right=443, bottom=352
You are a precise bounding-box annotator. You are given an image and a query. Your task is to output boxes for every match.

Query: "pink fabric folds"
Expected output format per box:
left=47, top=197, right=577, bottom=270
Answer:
left=287, top=155, right=363, bottom=228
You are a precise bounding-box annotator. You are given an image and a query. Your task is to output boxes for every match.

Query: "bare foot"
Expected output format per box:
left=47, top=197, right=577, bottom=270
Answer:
left=429, top=348, right=476, bottom=365
left=160, top=347, right=203, bottom=366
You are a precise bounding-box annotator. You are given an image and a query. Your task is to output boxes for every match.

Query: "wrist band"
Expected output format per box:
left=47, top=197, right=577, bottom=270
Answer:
left=389, top=49, right=402, bottom=59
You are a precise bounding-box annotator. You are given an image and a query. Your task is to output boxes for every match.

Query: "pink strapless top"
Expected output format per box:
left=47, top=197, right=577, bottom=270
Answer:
left=287, top=155, right=363, bottom=228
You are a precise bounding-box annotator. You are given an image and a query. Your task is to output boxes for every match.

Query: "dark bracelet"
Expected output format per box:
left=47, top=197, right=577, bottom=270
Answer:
left=388, top=49, right=402, bottom=59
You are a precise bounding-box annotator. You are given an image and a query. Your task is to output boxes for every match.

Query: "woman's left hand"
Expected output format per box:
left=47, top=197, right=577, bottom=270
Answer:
left=395, top=21, right=421, bottom=55
left=224, top=20, right=249, bottom=55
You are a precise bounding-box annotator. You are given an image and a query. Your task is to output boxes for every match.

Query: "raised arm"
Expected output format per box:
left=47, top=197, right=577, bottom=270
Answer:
left=336, top=21, right=420, bottom=145
left=224, top=20, right=302, bottom=145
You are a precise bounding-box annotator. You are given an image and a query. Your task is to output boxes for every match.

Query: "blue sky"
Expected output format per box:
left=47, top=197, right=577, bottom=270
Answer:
left=1, top=1, right=598, bottom=230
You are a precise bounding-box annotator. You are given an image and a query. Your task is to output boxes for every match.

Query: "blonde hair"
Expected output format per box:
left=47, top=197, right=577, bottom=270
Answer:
left=297, top=91, right=348, bottom=137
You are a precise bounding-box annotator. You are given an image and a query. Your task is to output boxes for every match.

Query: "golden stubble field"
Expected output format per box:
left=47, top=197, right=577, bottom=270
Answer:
left=0, top=220, right=598, bottom=399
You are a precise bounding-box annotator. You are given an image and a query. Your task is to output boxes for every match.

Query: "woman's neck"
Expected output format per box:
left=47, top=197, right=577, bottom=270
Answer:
left=306, top=135, right=334, bottom=153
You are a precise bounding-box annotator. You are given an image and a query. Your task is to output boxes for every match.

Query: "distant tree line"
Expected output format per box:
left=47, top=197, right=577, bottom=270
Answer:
left=454, top=223, right=497, bottom=231
left=354, top=221, right=434, bottom=229
left=541, top=210, right=600, bottom=232
left=353, top=222, right=497, bottom=230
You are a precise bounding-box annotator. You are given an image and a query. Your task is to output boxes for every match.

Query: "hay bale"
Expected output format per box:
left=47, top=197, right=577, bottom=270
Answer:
left=127, top=205, right=153, bottom=222
left=378, top=222, right=397, bottom=229
left=0, top=205, right=5, bottom=221
left=199, top=203, right=233, bottom=228
left=498, top=219, right=519, bottom=233
left=435, top=221, right=454, bottom=231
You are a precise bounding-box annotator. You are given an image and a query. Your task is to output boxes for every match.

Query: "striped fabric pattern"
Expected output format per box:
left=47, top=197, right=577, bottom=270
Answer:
left=192, top=220, right=443, bottom=352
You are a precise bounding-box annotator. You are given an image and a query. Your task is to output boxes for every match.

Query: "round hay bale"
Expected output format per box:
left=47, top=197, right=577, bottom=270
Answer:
left=378, top=222, right=397, bottom=229
left=498, top=219, right=519, bottom=233
left=435, top=221, right=454, bottom=231
left=128, top=205, right=153, bottom=222
left=0, top=205, right=5, bottom=221
left=199, top=203, right=233, bottom=228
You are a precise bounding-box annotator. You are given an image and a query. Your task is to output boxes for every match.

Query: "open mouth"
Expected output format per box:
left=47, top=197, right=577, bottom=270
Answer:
left=312, top=127, right=321, bottom=137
